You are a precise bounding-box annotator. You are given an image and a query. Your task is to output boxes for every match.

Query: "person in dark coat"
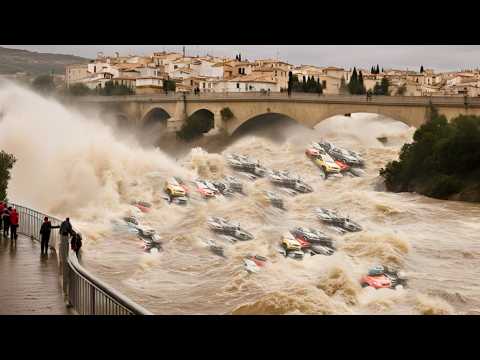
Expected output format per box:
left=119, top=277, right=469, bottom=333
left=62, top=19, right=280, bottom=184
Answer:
left=39, top=216, right=60, bottom=255
left=0, top=202, right=5, bottom=231
left=2, top=207, right=11, bottom=237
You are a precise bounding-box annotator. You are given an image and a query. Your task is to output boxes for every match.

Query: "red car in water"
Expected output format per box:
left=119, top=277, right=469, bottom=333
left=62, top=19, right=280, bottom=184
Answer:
left=360, top=274, right=392, bottom=289
left=335, top=160, right=350, bottom=172
left=133, top=201, right=152, bottom=213
left=305, top=148, right=321, bottom=158
left=245, top=255, right=267, bottom=267
left=291, top=234, right=312, bottom=249
left=195, top=180, right=217, bottom=198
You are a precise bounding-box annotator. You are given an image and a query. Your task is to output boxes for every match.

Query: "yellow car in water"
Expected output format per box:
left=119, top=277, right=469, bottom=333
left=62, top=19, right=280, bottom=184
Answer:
left=281, top=233, right=302, bottom=251
left=164, top=178, right=187, bottom=197
left=313, top=154, right=341, bottom=174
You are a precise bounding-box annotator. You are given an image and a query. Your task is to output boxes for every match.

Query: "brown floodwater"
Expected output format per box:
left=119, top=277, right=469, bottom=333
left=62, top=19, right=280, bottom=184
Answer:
left=2, top=82, right=479, bottom=315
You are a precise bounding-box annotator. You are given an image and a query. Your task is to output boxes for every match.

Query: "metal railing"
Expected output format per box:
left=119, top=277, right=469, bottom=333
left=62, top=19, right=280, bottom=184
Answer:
left=73, top=92, right=480, bottom=107
left=11, top=203, right=152, bottom=315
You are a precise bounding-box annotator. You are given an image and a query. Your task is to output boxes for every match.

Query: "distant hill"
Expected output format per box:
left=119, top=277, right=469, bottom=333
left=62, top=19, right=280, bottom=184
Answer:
left=0, top=46, right=90, bottom=76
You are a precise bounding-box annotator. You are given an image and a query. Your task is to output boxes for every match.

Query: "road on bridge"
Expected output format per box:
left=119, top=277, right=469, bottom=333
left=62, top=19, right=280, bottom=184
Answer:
left=0, top=234, right=71, bottom=315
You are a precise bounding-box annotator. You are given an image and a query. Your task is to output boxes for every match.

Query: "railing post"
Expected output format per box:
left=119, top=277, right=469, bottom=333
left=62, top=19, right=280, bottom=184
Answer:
left=91, top=287, right=95, bottom=315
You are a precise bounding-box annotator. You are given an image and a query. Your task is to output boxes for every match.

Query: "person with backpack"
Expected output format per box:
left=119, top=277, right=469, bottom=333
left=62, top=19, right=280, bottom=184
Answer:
left=9, top=207, right=19, bottom=241
left=58, top=217, right=74, bottom=303
left=70, top=231, right=82, bottom=256
left=2, top=207, right=11, bottom=237
left=39, top=216, right=60, bottom=255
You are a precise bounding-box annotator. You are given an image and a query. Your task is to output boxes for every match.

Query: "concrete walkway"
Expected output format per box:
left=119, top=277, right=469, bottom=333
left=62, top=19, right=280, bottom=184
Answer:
left=0, top=234, right=71, bottom=315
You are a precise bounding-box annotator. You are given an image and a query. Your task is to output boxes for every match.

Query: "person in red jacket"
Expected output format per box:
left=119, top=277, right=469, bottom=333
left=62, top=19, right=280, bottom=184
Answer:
left=9, top=207, right=19, bottom=241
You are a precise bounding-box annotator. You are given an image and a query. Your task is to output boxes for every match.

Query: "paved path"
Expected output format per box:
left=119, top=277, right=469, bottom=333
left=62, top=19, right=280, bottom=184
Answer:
left=0, top=234, right=71, bottom=315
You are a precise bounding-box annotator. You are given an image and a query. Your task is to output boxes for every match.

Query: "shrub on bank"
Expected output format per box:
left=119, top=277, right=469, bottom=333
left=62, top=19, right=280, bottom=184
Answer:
left=0, top=150, right=16, bottom=202
left=380, top=106, right=480, bottom=201
left=220, top=107, right=234, bottom=121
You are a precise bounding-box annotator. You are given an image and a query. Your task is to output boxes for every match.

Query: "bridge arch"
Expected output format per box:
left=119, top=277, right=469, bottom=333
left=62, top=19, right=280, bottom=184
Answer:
left=142, top=107, right=171, bottom=131
left=310, top=108, right=417, bottom=129
left=230, top=112, right=304, bottom=139
left=185, top=108, right=215, bottom=134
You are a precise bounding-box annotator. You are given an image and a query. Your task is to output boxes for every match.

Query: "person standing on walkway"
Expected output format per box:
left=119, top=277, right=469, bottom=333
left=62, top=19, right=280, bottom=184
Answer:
left=9, top=207, right=19, bottom=241
left=39, top=217, right=60, bottom=255
left=0, top=202, right=4, bottom=231
left=2, top=206, right=11, bottom=237
left=58, top=217, right=73, bottom=303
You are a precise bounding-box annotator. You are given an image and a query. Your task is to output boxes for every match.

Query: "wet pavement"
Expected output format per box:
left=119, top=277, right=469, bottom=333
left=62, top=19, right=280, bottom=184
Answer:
left=0, top=234, right=71, bottom=315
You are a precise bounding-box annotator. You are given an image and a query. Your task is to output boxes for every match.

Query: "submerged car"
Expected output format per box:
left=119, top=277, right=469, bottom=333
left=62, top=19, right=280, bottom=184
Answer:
left=281, top=233, right=302, bottom=252
left=132, top=201, right=152, bottom=213
left=123, top=216, right=139, bottom=226
left=204, top=239, right=225, bottom=257
left=137, top=227, right=162, bottom=253
left=227, top=154, right=268, bottom=178
left=212, top=176, right=243, bottom=196
left=290, top=227, right=334, bottom=247
left=335, top=160, right=350, bottom=172
left=195, top=180, right=219, bottom=198
left=207, top=217, right=254, bottom=241
left=264, top=191, right=285, bottom=209
left=269, top=170, right=313, bottom=193
left=163, top=177, right=188, bottom=204
left=361, top=265, right=407, bottom=289
left=315, top=208, right=362, bottom=233
left=243, top=254, right=267, bottom=273
left=316, top=140, right=364, bottom=167
left=313, top=153, right=341, bottom=174
left=164, top=177, right=187, bottom=197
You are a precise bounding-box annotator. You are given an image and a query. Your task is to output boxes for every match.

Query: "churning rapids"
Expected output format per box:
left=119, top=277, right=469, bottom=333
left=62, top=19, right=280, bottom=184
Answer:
left=1, top=82, right=480, bottom=315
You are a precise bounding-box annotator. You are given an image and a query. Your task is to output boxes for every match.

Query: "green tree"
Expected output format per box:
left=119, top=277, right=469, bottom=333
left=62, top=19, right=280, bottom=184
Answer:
left=380, top=106, right=480, bottom=200
left=32, top=74, right=55, bottom=93
left=373, top=77, right=390, bottom=95
left=357, top=70, right=366, bottom=94
left=0, top=151, right=16, bottom=202
left=348, top=67, right=358, bottom=94
left=163, top=79, right=176, bottom=92
left=316, top=78, right=323, bottom=94
left=420, top=65, right=424, bottom=73
left=97, top=81, right=135, bottom=96
left=376, top=64, right=380, bottom=74
left=68, top=83, right=92, bottom=96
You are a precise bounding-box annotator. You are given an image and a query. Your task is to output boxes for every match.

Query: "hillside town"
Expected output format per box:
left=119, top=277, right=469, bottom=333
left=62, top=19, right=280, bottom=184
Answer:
left=65, top=49, right=480, bottom=97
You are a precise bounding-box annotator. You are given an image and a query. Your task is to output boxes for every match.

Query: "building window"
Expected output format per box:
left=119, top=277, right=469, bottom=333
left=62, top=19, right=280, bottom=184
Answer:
left=203, top=83, right=205, bottom=88
left=237, top=83, right=240, bottom=88
left=238, top=68, right=242, bottom=74
left=322, top=80, right=327, bottom=89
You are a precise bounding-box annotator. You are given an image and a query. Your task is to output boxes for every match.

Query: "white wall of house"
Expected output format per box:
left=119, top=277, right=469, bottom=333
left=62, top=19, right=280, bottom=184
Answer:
left=213, top=80, right=279, bottom=92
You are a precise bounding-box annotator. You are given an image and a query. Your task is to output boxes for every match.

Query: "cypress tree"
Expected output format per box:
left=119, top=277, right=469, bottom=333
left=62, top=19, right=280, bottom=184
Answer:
left=302, top=76, right=307, bottom=92
left=358, top=71, right=366, bottom=94
left=420, top=65, right=424, bottom=73
left=348, top=67, right=358, bottom=94
left=376, top=64, right=380, bottom=74
left=317, top=78, right=322, bottom=94
left=288, top=71, right=292, bottom=93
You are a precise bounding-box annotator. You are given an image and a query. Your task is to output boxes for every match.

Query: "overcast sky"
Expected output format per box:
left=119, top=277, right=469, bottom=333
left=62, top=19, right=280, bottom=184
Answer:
left=3, top=45, right=480, bottom=72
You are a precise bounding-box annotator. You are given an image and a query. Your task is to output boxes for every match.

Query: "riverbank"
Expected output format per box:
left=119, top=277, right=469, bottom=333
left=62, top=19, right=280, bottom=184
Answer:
left=380, top=107, right=480, bottom=203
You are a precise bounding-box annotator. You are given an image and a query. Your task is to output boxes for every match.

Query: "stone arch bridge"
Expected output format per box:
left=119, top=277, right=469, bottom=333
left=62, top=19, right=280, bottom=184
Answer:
left=69, top=93, right=480, bottom=136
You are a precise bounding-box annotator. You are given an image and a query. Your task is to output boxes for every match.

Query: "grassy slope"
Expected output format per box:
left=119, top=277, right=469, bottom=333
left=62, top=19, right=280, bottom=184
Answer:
left=0, top=46, right=90, bottom=76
